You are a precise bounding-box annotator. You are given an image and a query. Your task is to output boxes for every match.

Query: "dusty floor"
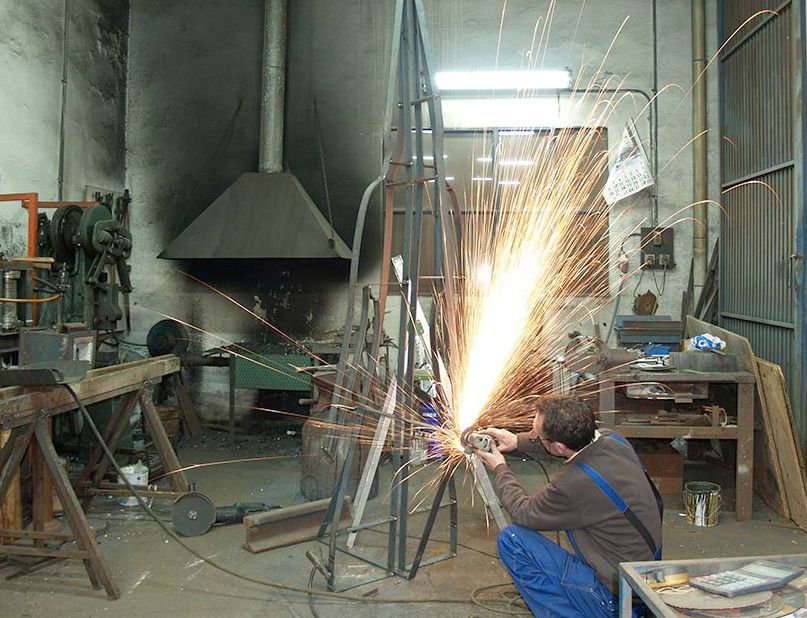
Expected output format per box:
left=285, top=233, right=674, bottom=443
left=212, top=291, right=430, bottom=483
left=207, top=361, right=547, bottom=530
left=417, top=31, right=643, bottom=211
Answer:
left=2, top=432, right=807, bottom=617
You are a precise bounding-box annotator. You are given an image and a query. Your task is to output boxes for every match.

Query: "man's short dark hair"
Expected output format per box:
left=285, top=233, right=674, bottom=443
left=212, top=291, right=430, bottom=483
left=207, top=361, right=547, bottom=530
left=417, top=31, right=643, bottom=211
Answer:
left=537, top=395, right=596, bottom=451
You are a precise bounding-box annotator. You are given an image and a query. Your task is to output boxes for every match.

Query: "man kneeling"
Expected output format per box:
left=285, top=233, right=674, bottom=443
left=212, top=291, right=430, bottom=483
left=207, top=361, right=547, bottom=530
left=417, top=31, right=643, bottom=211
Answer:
left=476, top=395, right=662, bottom=618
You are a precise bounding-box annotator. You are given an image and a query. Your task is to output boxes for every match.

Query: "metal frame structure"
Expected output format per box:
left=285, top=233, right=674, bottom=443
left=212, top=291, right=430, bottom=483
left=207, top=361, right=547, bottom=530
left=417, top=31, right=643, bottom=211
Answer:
left=313, top=0, right=461, bottom=592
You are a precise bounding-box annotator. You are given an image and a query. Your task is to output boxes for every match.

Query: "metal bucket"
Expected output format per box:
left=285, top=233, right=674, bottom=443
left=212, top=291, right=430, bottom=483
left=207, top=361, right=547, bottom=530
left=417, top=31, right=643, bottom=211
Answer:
left=683, top=481, right=721, bottom=527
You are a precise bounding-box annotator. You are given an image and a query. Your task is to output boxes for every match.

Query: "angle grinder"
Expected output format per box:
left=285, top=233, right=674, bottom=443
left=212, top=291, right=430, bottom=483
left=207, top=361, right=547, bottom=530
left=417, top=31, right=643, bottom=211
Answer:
left=172, top=491, right=279, bottom=537
left=460, top=428, right=494, bottom=454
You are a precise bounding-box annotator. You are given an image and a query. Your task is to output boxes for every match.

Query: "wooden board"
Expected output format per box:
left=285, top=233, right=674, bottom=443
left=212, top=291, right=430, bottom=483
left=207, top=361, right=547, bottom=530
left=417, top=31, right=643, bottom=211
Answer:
left=756, top=359, right=807, bottom=531
left=0, top=355, right=180, bottom=428
left=685, top=317, right=789, bottom=520
left=0, top=430, right=21, bottom=544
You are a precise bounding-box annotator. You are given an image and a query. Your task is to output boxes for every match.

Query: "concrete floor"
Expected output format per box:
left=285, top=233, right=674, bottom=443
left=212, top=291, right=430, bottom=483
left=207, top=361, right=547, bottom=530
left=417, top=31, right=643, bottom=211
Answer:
left=3, top=432, right=807, bottom=617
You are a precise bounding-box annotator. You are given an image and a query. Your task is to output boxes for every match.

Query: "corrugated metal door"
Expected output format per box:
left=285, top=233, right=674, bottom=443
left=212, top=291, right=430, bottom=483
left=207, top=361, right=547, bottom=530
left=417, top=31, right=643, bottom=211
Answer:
left=718, top=0, right=805, bottom=437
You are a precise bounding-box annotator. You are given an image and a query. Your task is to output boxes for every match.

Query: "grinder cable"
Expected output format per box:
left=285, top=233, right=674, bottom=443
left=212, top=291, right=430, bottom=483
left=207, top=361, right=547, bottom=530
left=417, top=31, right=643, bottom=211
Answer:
left=64, top=385, right=494, bottom=607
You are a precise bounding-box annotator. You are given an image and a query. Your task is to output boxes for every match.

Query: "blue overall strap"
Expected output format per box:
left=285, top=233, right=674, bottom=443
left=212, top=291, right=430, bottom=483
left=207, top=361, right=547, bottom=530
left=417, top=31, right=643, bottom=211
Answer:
left=604, top=434, right=665, bottom=555
left=575, top=461, right=661, bottom=560
left=565, top=529, right=586, bottom=562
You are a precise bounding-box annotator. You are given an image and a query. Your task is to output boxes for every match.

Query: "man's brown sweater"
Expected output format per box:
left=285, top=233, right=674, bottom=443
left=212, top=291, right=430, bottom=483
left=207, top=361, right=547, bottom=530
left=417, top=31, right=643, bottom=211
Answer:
left=492, top=428, right=662, bottom=592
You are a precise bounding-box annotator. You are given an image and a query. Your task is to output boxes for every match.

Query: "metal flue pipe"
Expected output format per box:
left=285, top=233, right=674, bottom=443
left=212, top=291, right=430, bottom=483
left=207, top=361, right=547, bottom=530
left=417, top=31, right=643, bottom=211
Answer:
left=692, top=0, right=708, bottom=292
left=259, top=0, right=287, bottom=173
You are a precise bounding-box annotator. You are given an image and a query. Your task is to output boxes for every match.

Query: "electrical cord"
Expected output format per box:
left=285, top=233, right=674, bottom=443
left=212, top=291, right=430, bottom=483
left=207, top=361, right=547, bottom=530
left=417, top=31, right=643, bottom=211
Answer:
left=308, top=566, right=322, bottom=618
left=651, top=263, right=668, bottom=296
left=470, top=582, right=531, bottom=615
left=64, top=385, right=480, bottom=607
left=520, top=453, right=561, bottom=545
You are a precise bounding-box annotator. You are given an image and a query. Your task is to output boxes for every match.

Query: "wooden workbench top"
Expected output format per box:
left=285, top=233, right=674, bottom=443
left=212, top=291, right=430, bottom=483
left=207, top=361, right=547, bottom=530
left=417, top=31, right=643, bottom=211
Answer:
left=0, top=355, right=180, bottom=429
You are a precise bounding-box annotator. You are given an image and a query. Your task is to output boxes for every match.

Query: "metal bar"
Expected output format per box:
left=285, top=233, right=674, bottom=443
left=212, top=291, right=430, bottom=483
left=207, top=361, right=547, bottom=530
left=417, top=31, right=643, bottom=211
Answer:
left=347, top=379, right=396, bottom=548
left=407, top=472, right=450, bottom=579
left=448, top=474, right=458, bottom=556
left=385, top=176, right=438, bottom=187
left=324, top=427, right=361, bottom=591
left=391, top=0, right=415, bottom=574
left=347, top=516, right=396, bottom=533
left=719, top=311, right=795, bottom=329
left=721, top=160, right=795, bottom=190
left=472, top=457, right=508, bottom=530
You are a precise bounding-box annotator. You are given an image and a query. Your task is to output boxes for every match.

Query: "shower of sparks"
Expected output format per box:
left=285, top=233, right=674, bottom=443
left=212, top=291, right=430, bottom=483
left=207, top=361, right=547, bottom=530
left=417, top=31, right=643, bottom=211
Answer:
left=133, top=7, right=782, bottom=514
left=433, top=84, right=635, bottom=463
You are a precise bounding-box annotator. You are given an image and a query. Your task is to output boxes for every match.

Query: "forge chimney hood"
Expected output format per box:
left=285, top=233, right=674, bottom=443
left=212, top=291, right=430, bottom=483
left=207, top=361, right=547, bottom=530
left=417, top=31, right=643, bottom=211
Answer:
left=158, top=173, right=351, bottom=259
left=159, top=0, right=350, bottom=261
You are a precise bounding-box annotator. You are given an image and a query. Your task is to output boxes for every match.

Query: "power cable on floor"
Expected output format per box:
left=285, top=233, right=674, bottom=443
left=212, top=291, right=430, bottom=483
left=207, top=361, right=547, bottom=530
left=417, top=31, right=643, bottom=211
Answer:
left=470, top=582, right=531, bottom=615
left=521, top=453, right=561, bottom=545
left=64, top=385, right=493, bottom=608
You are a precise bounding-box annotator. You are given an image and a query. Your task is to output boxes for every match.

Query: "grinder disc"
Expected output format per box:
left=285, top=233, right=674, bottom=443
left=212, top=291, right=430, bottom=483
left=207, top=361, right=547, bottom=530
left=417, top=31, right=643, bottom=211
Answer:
left=172, top=491, right=215, bottom=537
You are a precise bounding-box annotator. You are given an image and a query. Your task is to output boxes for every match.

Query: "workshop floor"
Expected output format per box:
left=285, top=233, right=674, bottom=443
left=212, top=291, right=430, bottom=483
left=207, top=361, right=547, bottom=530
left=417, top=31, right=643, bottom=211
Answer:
left=3, top=432, right=807, bottom=618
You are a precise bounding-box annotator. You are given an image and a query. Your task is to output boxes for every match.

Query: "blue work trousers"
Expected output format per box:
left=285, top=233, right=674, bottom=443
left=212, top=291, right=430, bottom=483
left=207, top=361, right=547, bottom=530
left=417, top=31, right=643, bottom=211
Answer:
left=498, top=524, right=618, bottom=618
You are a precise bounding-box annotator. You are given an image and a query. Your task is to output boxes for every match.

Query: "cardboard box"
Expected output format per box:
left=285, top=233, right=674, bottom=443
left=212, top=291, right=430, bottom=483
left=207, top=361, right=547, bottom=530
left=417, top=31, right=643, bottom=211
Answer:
left=637, top=444, right=683, bottom=495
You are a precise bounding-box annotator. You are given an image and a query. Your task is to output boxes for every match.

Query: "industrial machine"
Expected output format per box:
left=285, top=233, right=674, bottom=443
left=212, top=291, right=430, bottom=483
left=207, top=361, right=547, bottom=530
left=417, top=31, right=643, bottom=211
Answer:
left=0, top=191, right=132, bottom=367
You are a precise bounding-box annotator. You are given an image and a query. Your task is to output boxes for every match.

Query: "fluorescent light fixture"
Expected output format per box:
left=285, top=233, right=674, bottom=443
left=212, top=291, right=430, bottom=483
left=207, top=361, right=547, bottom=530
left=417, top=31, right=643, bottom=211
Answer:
left=498, top=180, right=521, bottom=186
left=472, top=176, right=493, bottom=182
left=442, top=98, right=561, bottom=129
left=445, top=176, right=455, bottom=181
left=411, top=155, right=447, bottom=161
left=435, top=70, right=571, bottom=91
left=476, top=156, right=493, bottom=163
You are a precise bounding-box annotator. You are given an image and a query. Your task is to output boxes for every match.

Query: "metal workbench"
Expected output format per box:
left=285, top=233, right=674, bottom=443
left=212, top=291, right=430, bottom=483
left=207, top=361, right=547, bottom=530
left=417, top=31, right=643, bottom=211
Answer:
left=619, top=552, right=807, bottom=617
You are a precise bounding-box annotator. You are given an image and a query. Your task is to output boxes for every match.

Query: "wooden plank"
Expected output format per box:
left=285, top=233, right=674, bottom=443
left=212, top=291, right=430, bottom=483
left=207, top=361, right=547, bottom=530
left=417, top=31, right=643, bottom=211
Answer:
left=173, top=372, right=202, bottom=438
left=757, top=359, right=807, bottom=531
left=139, top=388, right=188, bottom=492
left=0, top=355, right=180, bottom=428
left=31, top=420, right=54, bottom=539
left=0, top=546, right=88, bottom=560
left=79, top=389, right=141, bottom=488
left=0, top=528, right=75, bottom=541
left=0, top=431, right=21, bottom=544
left=34, top=420, right=120, bottom=599
left=79, top=388, right=143, bottom=509
left=685, top=316, right=789, bottom=520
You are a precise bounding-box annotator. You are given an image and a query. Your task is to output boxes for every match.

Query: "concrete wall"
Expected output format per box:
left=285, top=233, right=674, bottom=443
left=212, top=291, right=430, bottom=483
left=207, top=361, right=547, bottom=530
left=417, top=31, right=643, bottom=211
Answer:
left=125, top=0, right=722, bottom=420
left=0, top=0, right=128, bottom=255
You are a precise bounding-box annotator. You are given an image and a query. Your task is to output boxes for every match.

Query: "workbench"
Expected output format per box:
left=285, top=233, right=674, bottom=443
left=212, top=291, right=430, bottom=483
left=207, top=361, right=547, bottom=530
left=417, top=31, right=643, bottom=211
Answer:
left=598, top=370, right=755, bottom=521
left=0, top=355, right=185, bottom=599
left=619, top=553, right=807, bottom=617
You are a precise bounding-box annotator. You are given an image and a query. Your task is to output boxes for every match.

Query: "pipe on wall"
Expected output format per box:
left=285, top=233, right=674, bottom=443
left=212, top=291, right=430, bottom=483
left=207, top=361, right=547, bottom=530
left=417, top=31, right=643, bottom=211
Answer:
left=692, top=0, right=708, bottom=291
left=259, top=0, right=287, bottom=174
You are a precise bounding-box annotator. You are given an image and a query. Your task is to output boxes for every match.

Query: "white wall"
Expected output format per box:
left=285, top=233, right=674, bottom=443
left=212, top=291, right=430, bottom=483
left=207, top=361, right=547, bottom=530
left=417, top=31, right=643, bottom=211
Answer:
left=0, top=0, right=128, bottom=255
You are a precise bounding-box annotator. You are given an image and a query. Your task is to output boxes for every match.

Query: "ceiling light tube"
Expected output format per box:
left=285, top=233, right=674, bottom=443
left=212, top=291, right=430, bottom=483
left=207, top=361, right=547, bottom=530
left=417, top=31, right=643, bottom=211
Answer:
left=435, top=70, right=571, bottom=91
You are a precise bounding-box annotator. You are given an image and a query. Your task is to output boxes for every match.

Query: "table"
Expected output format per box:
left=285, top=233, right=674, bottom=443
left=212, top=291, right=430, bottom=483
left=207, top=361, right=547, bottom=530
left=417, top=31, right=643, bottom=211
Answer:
left=0, top=355, right=183, bottom=599
left=619, top=553, right=807, bottom=617
left=598, top=370, right=755, bottom=521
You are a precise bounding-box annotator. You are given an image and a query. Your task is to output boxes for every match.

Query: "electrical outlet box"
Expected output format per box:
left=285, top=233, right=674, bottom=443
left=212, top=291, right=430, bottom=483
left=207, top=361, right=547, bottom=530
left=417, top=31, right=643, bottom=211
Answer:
left=641, top=227, right=675, bottom=269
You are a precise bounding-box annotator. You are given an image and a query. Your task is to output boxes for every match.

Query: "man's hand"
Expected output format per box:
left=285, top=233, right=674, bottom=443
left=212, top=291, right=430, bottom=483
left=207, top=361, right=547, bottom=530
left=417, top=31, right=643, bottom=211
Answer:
left=475, top=442, right=506, bottom=471
left=482, top=427, right=518, bottom=452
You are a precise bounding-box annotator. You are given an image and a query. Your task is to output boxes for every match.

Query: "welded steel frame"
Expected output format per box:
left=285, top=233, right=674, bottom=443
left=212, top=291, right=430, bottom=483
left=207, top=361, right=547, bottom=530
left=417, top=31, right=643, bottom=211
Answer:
left=314, top=0, right=460, bottom=592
